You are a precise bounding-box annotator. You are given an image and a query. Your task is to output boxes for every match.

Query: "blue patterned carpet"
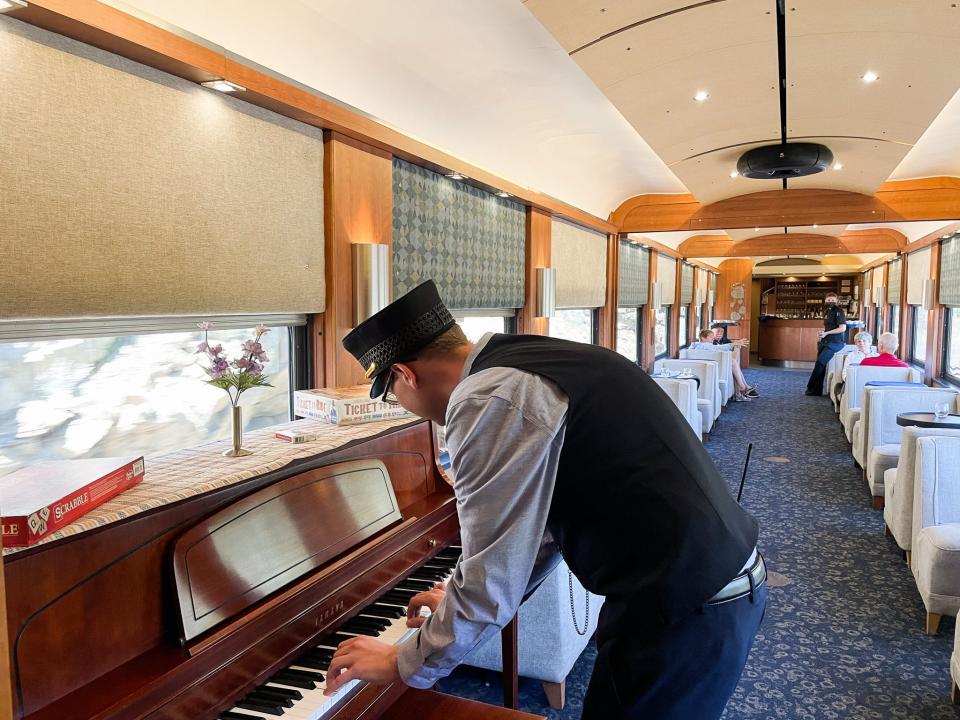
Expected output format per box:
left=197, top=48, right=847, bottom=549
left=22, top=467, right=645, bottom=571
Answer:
left=438, top=366, right=960, bottom=718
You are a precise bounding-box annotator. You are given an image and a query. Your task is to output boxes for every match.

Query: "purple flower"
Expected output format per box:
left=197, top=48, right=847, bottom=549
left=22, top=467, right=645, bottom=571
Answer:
left=195, top=341, right=209, bottom=355
left=197, top=321, right=211, bottom=331
left=255, top=324, right=270, bottom=335
left=207, top=343, right=223, bottom=357
left=210, top=356, right=229, bottom=379
left=248, top=360, right=264, bottom=376
left=242, top=340, right=263, bottom=355
left=232, top=357, right=252, bottom=371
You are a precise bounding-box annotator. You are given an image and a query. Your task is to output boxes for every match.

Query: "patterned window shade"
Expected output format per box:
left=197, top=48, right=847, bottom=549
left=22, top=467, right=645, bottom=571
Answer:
left=940, top=238, right=960, bottom=307
left=696, top=268, right=708, bottom=305
left=551, top=219, right=608, bottom=309
left=679, top=263, right=694, bottom=305
left=907, top=246, right=932, bottom=305
left=657, top=254, right=677, bottom=305
left=392, top=159, right=525, bottom=310
left=618, top=241, right=650, bottom=307
left=887, top=258, right=902, bottom=306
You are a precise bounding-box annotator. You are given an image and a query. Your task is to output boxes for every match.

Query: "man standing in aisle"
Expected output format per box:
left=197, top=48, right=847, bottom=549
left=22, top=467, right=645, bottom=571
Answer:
left=805, top=291, right=847, bottom=396
left=326, top=280, right=766, bottom=720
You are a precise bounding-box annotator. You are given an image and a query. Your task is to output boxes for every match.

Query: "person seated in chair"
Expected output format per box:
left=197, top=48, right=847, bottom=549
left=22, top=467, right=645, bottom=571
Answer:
left=690, top=328, right=757, bottom=401
left=859, top=332, right=909, bottom=368
left=840, top=331, right=876, bottom=383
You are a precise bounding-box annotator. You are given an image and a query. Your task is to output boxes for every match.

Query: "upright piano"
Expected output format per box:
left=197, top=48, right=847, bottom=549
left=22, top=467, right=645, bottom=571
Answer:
left=3, top=420, right=543, bottom=720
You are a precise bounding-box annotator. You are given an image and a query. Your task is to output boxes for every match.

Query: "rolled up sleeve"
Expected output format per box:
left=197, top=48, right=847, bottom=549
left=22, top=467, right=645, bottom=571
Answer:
left=397, top=390, right=565, bottom=688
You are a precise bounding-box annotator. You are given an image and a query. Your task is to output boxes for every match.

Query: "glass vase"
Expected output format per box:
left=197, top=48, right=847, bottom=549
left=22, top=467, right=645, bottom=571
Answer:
left=223, top=405, right=253, bottom=457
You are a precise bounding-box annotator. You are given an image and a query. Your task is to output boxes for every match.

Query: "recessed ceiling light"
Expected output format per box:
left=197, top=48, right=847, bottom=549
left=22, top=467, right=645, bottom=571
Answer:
left=754, top=227, right=760, bottom=232
left=693, top=90, right=710, bottom=102
left=861, top=71, right=879, bottom=83
left=445, top=172, right=466, bottom=180
left=833, top=162, right=843, bottom=171
left=813, top=224, right=819, bottom=229
left=729, top=170, right=739, bottom=178
left=0, top=0, right=27, bottom=11
left=495, top=191, right=511, bottom=198
left=201, top=79, right=245, bottom=93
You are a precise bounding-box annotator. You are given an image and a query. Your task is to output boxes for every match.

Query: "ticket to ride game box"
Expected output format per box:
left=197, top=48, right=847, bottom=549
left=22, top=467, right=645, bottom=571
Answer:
left=0, top=456, right=145, bottom=546
left=294, top=385, right=414, bottom=425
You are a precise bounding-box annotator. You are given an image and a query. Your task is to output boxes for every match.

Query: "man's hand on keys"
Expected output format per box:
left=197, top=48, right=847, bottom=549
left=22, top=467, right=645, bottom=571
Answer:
left=406, top=582, right=446, bottom=628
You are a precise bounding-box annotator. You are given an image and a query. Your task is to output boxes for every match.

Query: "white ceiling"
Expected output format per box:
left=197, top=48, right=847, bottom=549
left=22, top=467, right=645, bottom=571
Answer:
left=107, top=0, right=684, bottom=219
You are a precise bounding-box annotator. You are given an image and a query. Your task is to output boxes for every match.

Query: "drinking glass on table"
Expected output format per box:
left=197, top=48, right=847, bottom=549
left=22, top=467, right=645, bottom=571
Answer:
left=935, top=401, right=951, bottom=419
left=681, top=367, right=693, bottom=378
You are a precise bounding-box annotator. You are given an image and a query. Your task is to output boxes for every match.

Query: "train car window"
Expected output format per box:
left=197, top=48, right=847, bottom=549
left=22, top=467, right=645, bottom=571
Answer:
left=454, top=314, right=513, bottom=343
left=616, top=307, right=642, bottom=363
left=678, top=306, right=689, bottom=350
left=549, top=308, right=596, bottom=344
left=655, top=307, right=671, bottom=359
left=0, top=320, right=298, bottom=475
left=910, top=305, right=928, bottom=367
left=945, top=307, right=960, bottom=385
left=889, top=304, right=900, bottom=334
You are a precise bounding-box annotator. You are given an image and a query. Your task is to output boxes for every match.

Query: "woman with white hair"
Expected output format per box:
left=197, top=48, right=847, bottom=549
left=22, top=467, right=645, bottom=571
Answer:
left=841, top=331, right=876, bottom=382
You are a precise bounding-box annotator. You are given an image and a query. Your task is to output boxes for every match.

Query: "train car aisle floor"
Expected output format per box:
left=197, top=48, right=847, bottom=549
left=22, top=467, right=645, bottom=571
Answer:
left=437, top=366, right=960, bottom=719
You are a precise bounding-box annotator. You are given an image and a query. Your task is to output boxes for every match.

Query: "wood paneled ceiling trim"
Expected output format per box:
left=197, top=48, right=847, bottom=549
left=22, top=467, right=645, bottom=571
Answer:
left=678, top=228, right=905, bottom=258
left=9, top=0, right=616, bottom=235
left=612, top=178, right=960, bottom=232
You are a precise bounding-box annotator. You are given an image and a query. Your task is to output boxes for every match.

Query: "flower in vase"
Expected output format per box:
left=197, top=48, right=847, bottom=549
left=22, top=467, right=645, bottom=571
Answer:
left=194, top=322, right=273, bottom=406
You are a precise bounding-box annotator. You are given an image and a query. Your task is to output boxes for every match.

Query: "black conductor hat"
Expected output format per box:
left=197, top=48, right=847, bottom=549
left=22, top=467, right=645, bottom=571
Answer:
left=342, top=280, right=456, bottom=400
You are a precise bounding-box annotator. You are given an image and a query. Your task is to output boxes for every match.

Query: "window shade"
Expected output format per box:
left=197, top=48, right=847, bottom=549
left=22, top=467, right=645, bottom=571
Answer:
left=887, top=258, right=903, bottom=306
left=392, top=159, right=525, bottom=310
left=679, top=263, right=694, bottom=305
left=940, top=238, right=960, bottom=307
left=906, top=246, right=932, bottom=305
left=551, top=219, right=608, bottom=309
left=871, top=264, right=886, bottom=305
left=1, top=19, right=326, bottom=320
left=657, top=254, right=677, bottom=305
left=618, top=242, right=650, bottom=307
left=696, top=268, right=708, bottom=304
left=708, top=272, right=718, bottom=307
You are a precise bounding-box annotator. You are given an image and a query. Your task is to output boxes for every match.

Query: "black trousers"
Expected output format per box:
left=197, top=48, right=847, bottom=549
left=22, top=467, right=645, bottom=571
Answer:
left=806, top=341, right=844, bottom=394
left=581, top=582, right=767, bottom=719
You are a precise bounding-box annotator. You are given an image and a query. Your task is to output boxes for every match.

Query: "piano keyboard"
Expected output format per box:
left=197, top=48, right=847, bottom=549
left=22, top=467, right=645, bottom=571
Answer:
left=218, top=546, right=461, bottom=720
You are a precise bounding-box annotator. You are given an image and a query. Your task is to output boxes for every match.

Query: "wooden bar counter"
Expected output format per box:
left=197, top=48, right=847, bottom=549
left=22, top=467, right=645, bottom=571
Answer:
left=758, top=318, right=822, bottom=363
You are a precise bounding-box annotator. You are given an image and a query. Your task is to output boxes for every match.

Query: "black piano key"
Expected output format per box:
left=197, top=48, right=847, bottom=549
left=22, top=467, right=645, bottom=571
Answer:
left=267, top=673, right=316, bottom=690
left=360, top=605, right=405, bottom=619
left=257, top=686, right=302, bottom=701
left=396, top=580, right=435, bottom=591
left=317, top=632, right=356, bottom=647
left=292, top=655, right=329, bottom=672
left=236, top=699, right=285, bottom=716
left=279, top=667, right=325, bottom=681
left=221, top=713, right=264, bottom=720
left=339, top=624, right=381, bottom=637
left=340, top=617, right=388, bottom=632
left=248, top=691, right=293, bottom=708
left=408, top=570, right=447, bottom=581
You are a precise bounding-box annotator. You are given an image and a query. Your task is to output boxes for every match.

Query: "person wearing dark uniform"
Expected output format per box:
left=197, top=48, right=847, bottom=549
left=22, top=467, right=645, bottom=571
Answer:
left=325, top=280, right=766, bottom=720
left=805, top=292, right=848, bottom=396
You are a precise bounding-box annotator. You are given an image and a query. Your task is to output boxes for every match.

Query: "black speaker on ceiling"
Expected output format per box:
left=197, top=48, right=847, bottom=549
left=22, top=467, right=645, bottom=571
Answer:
left=736, top=142, right=834, bottom=179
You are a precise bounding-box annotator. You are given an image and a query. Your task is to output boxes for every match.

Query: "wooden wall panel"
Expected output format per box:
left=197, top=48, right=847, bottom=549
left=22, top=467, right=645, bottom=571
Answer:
left=321, top=132, right=393, bottom=389
left=715, top=259, right=754, bottom=368
left=926, top=241, right=944, bottom=385
left=642, top=250, right=658, bottom=371
left=518, top=208, right=552, bottom=336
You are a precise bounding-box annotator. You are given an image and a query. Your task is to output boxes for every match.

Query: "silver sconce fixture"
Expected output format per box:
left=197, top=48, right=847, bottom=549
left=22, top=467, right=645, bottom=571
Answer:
left=535, top=268, right=556, bottom=318
left=352, top=243, right=389, bottom=326
left=922, top=279, right=936, bottom=311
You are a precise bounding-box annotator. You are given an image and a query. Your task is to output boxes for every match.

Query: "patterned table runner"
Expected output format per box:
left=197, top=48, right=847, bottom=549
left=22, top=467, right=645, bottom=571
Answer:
left=3, top=416, right=421, bottom=555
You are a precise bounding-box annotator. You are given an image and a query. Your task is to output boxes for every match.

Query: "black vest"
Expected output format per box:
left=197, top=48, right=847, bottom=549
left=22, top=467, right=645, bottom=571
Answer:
left=470, top=334, right=758, bottom=624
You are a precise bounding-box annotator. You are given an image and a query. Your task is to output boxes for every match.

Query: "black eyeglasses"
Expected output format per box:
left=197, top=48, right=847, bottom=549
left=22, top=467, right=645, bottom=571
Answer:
left=381, top=369, right=400, bottom=406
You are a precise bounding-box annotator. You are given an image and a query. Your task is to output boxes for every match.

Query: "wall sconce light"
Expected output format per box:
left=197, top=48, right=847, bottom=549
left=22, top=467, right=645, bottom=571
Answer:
left=922, top=279, right=937, bottom=312
left=0, top=0, right=28, bottom=12
left=352, top=243, right=389, bottom=326
left=652, top=282, right=663, bottom=311
left=535, top=268, right=556, bottom=318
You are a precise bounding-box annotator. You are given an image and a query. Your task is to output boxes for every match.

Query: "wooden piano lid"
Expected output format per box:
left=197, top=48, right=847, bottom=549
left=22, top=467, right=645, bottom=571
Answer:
left=172, top=458, right=402, bottom=642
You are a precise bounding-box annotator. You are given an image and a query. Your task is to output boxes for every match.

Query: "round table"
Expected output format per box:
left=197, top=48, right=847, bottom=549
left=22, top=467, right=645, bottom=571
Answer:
left=896, top=412, right=960, bottom=429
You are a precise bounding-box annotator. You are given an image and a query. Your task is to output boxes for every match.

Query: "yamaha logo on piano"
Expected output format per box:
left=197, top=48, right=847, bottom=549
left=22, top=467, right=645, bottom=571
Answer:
left=315, top=599, right=346, bottom=628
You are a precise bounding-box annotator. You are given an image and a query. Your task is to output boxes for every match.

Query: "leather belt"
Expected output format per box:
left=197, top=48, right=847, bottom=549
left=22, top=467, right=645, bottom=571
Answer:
left=706, top=552, right=766, bottom=605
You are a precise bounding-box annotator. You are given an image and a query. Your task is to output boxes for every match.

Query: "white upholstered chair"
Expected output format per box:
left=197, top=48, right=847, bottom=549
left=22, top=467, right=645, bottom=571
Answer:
left=655, top=359, right=720, bottom=433
left=652, top=377, right=702, bottom=440
left=826, top=345, right=856, bottom=405
left=854, top=388, right=959, bottom=508
left=462, top=557, right=603, bottom=710
left=884, top=426, right=960, bottom=559
left=911, top=435, right=960, bottom=634
left=840, top=365, right=923, bottom=443
left=680, top=347, right=734, bottom=405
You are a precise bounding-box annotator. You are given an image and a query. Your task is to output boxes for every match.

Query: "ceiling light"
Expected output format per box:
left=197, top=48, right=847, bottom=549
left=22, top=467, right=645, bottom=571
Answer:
left=833, top=162, right=843, bottom=171
left=754, top=227, right=760, bottom=232
left=729, top=170, right=739, bottom=178
left=861, top=71, right=879, bottom=83
left=201, top=79, right=245, bottom=93
left=0, top=0, right=27, bottom=11
left=445, top=172, right=466, bottom=180
left=495, top=191, right=511, bottom=198
left=693, top=90, right=710, bottom=102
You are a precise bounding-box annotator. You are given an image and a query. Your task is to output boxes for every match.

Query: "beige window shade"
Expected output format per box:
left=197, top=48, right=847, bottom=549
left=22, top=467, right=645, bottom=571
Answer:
left=0, top=20, right=325, bottom=320
left=696, top=268, right=708, bottom=304
left=551, top=219, right=607, bottom=309
left=657, top=254, right=677, bottom=305
left=906, top=246, right=932, bottom=306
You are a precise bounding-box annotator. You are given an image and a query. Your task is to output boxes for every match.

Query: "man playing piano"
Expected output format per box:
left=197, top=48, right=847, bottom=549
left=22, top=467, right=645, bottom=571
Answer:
left=331, top=280, right=766, bottom=720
